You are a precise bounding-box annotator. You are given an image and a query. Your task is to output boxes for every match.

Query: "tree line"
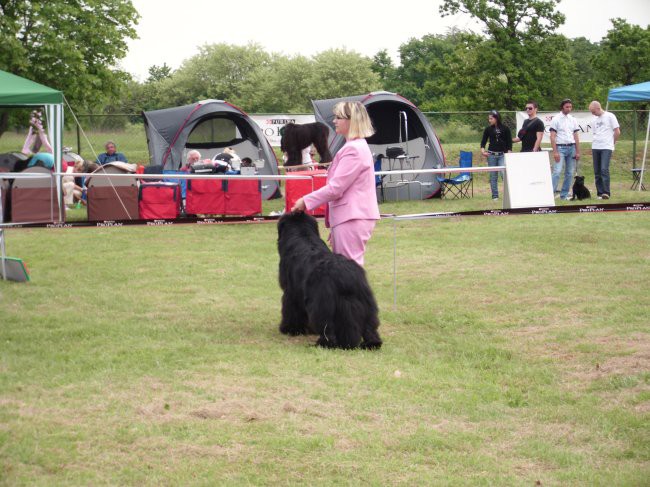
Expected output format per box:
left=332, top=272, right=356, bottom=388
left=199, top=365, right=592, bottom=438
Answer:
left=1, top=0, right=649, bottom=137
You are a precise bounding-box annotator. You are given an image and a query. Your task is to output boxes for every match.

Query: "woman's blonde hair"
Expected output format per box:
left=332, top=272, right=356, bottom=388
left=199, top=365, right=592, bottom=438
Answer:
left=333, top=101, right=374, bottom=139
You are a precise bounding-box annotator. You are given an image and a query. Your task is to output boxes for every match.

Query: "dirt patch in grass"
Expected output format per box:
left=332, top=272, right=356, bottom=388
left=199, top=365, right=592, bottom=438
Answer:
left=507, top=326, right=649, bottom=379
left=507, top=326, right=650, bottom=418
left=568, top=333, right=650, bottom=382
left=482, top=417, right=629, bottom=481
left=125, top=374, right=351, bottom=427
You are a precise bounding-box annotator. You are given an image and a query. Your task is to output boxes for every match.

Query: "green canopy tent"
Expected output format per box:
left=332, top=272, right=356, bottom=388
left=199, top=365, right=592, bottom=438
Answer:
left=0, top=71, right=64, bottom=280
left=0, top=70, right=64, bottom=203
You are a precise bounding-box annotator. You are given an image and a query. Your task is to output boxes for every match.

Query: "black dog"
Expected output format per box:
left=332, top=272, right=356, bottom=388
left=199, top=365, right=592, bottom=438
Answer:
left=280, top=122, right=332, bottom=166
left=277, top=212, right=382, bottom=350
left=571, top=175, right=591, bottom=200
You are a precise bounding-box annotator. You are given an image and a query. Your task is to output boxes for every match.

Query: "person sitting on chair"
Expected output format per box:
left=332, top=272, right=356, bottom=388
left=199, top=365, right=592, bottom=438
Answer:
left=63, top=160, right=98, bottom=206
left=182, top=149, right=203, bottom=171
left=96, top=141, right=128, bottom=165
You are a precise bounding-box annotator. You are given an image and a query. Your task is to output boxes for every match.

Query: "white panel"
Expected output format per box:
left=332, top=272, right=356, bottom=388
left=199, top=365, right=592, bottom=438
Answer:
left=503, top=152, right=555, bottom=209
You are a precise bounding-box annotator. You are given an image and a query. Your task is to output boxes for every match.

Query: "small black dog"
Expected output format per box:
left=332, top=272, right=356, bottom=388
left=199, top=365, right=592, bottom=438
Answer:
left=277, top=212, right=382, bottom=350
left=571, top=175, right=591, bottom=201
left=280, top=122, right=332, bottom=166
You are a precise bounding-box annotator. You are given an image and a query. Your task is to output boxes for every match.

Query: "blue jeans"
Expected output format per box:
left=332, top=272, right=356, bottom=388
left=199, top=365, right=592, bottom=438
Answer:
left=487, top=153, right=503, bottom=198
left=552, top=145, right=576, bottom=198
left=592, top=149, right=612, bottom=196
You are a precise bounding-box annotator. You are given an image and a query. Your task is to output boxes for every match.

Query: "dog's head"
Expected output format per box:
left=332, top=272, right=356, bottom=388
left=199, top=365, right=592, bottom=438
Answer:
left=574, top=175, right=585, bottom=185
left=277, top=212, right=319, bottom=241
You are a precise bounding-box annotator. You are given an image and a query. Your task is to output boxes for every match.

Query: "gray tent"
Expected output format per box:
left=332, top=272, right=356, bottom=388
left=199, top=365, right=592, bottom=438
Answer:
left=143, top=99, right=280, bottom=199
left=312, top=92, right=446, bottom=200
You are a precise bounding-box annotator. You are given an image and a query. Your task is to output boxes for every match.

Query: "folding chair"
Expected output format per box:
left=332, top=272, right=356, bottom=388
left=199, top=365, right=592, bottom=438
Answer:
left=374, top=154, right=386, bottom=202
left=436, top=151, right=473, bottom=199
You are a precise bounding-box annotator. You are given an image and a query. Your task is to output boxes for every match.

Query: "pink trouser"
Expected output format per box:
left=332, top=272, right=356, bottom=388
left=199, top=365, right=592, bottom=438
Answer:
left=329, top=219, right=376, bottom=267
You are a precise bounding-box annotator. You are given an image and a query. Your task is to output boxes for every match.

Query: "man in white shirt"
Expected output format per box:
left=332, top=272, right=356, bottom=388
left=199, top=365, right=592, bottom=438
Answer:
left=549, top=99, right=581, bottom=200
left=589, top=100, right=620, bottom=199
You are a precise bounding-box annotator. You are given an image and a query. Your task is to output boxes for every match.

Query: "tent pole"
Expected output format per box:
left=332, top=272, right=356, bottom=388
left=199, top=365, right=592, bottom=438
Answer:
left=393, top=216, right=397, bottom=311
left=46, top=104, right=64, bottom=221
left=638, top=110, right=649, bottom=191
left=0, top=183, right=6, bottom=280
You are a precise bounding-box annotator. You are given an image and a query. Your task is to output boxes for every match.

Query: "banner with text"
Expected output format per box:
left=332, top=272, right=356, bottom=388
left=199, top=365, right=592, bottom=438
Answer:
left=516, top=111, right=594, bottom=143
left=250, top=114, right=316, bottom=147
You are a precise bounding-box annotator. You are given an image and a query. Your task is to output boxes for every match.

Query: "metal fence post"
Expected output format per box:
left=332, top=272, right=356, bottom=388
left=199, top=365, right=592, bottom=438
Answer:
left=76, top=122, right=81, bottom=157
left=633, top=109, right=638, bottom=169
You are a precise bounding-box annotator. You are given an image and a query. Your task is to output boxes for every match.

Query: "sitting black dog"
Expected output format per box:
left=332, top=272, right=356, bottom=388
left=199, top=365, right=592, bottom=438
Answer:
left=571, top=175, right=591, bottom=201
left=280, top=122, right=332, bottom=166
left=277, top=212, right=382, bottom=350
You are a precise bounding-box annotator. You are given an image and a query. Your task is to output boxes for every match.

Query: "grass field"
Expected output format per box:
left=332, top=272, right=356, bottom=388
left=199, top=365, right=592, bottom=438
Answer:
left=1, top=125, right=649, bottom=484
left=1, top=197, right=649, bottom=484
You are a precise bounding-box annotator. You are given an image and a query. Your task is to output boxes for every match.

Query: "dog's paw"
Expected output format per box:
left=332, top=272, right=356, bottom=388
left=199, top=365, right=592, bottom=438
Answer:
left=360, top=340, right=382, bottom=350
left=279, top=323, right=307, bottom=336
left=316, top=335, right=339, bottom=348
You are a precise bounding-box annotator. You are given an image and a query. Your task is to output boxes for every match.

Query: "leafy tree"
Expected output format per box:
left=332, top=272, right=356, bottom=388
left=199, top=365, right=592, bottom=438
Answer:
left=593, top=18, right=650, bottom=87
left=0, top=0, right=139, bottom=136
left=371, top=50, right=397, bottom=90
left=438, top=0, right=570, bottom=110
left=565, top=37, right=603, bottom=104
left=155, top=43, right=271, bottom=109
left=147, top=64, right=173, bottom=83
left=439, top=0, right=565, bottom=42
left=307, top=49, right=381, bottom=101
left=390, top=31, right=463, bottom=109
left=243, top=55, right=314, bottom=113
left=119, top=46, right=381, bottom=114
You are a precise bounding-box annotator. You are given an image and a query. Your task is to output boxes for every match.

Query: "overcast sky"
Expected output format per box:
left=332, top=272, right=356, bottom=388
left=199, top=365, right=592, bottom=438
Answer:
left=120, top=0, right=650, bottom=81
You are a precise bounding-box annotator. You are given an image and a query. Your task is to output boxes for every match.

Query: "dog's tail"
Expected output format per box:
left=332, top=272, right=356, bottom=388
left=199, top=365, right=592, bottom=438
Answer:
left=314, top=122, right=332, bottom=164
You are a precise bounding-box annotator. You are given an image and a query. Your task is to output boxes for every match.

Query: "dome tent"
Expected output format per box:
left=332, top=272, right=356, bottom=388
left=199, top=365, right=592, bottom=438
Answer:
left=143, top=100, right=280, bottom=199
left=312, top=92, right=446, bottom=200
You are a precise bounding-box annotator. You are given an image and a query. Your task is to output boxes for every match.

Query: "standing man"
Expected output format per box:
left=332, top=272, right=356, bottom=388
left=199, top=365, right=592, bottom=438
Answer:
left=513, top=100, right=545, bottom=152
left=96, top=141, right=128, bottom=165
left=549, top=99, right=581, bottom=200
left=589, top=100, right=620, bottom=199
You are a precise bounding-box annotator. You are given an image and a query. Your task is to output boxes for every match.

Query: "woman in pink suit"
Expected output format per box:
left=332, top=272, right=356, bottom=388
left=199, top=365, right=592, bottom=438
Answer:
left=292, top=101, right=380, bottom=266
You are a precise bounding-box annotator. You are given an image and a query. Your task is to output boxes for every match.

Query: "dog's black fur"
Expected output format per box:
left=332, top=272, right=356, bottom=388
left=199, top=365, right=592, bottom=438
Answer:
left=277, top=212, right=382, bottom=349
left=571, top=175, right=591, bottom=200
left=280, top=122, right=332, bottom=166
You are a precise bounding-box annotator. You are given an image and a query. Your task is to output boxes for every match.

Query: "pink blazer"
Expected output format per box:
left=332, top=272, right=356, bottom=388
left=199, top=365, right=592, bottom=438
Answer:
left=303, top=138, right=380, bottom=228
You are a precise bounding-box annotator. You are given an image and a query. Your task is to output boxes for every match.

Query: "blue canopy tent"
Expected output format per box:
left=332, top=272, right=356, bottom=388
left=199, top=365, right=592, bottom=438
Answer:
left=607, top=81, right=650, bottom=191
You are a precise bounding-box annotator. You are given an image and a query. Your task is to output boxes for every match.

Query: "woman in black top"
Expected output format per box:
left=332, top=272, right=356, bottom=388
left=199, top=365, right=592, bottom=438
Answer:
left=480, top=110, right=512, bottom=200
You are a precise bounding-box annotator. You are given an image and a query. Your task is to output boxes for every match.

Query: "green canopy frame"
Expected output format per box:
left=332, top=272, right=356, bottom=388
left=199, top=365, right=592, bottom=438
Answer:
left=0, top=70, right=64, bottom=280
left=0, top=70, right=64, bottom=206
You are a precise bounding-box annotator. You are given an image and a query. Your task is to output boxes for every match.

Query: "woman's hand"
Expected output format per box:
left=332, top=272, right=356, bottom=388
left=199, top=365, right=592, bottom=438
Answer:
left=480, top=148, right=488, bottom=157
left=291, top=197, right=306, bottom=213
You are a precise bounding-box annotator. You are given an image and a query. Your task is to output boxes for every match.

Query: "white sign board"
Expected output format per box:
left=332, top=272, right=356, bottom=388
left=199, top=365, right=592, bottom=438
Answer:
left=250, top=114, right=316, bottom=147
left=503, top=151, right=555, bottom=209
left=516, top=111, right=593, bottom=143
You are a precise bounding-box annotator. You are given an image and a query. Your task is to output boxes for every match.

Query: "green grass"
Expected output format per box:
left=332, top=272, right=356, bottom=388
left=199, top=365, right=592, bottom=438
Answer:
left=1, top=208, right=649, bottom=485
